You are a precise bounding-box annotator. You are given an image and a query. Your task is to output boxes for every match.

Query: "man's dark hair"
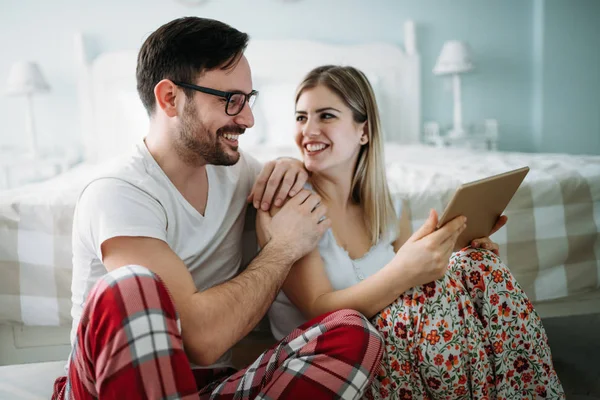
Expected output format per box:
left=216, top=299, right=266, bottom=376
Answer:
left=136, top=17, right=249, bottom=115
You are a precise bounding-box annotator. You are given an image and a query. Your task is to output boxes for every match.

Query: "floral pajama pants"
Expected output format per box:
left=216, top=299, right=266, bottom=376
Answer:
left=368, top=247, right=565, bottom=400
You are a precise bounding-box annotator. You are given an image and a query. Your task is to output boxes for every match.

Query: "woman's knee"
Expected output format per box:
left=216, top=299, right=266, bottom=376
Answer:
left=451, top=246, right=504, bottom=267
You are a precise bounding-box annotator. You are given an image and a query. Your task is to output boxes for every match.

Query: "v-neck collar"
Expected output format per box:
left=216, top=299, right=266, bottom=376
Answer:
left=139, top=141, right=212, bottom=221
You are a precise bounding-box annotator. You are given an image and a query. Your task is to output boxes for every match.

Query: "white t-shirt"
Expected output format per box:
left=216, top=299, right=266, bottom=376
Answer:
left=268, top=194, right=402, bottom=340
left=70, top=141, right=262, bottom=368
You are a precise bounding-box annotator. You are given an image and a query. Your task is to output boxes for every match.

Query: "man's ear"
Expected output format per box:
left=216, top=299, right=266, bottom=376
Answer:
left=360, top=122, right=369, bottom=145
left=154, top=79, right=180, bottom=118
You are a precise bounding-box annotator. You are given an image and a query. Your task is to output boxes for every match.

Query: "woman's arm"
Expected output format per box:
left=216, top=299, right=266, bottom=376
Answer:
left=393, top=199, right=412, bottom=252
left=282, top=199, right=417, bottom=320
left=282, top=249, right=414, bottom=320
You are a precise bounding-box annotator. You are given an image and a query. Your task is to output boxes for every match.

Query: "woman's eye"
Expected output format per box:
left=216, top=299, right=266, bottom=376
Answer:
left=296, top=115, right=306, bottom=122
left=321, top=113, right=335, bottom=120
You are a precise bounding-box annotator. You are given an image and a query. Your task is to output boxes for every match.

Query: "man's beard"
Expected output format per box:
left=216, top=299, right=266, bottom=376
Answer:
left=175, top=100, right=244, bottom=166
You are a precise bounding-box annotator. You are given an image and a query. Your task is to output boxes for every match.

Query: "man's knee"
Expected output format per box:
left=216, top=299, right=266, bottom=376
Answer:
left=89, top=265, right=172, bottom=312
left=326, top=309, right=385, bottom=350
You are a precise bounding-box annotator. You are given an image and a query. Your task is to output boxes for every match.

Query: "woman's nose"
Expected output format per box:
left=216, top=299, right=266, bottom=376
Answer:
left=303, top=119, right=320, bottom=137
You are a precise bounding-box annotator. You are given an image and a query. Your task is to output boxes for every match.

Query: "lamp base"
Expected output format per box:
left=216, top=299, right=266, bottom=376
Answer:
left=447, top=128, right=466, bottom=139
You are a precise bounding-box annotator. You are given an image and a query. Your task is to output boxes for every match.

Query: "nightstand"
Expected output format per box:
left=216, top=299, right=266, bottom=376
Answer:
left=423, top=119, right=498, bottom=150
left=0, top=148, right=81, bottom=190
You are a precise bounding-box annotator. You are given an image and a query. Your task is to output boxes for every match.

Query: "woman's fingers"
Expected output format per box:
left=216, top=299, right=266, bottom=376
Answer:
left=430, top=215, right=466, bottom=245
left=489, top=215, right=508, bottom=236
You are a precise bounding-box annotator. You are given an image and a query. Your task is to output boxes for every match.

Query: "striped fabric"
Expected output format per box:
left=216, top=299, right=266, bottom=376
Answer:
left=52, top=265, right=384, bottom=399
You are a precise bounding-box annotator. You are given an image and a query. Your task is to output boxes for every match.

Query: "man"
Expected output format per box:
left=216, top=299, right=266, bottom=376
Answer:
left=53, top=17, right=383, bottom=399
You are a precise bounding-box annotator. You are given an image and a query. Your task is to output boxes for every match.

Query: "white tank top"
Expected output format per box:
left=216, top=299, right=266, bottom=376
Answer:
left=268, top=192, right=402, bottom=340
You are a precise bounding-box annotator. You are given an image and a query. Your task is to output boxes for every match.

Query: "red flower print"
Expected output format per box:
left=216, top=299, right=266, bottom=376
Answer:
left=427, top=377, right=441, bottom=390
left=443, top=330, right=453, bottom=342
left=401, top=361, right=411, bottom=375
left=490, top=293, right=500, bottom=305
left=514, top=356, right=530, bottom=373
left=445, top=354, right=459, bottom=370
left=492, top=270, right=504, bottom=283
left=399, top=388, right=413, bottom=400
left=499, top=301, right=510, bottom=317
left=458, top=375, right=467, bottom=384
left=434, top=354, right=444, bottom=366
left=394, top=322, right=408, bottom=339
left=426, top=330, right=441, bottom=345
left=423, top=282, right=437, bottom=298
left=478, top=262, right=491, bottom=273
left=454, top=387, right=467, bottom=396
left=507, top=369, right=515, bottom=379
left=493, top=340, right=504, bottom=354
left=391, top=359, right=400, bottom=372
left=543, top=363, right=551, bottom=375
left=526, top=299, right=534, bottom=313
left=485, top=344, right=493, bottom=356
left=416, top=347, right=424, bottom=363
left=469, top=271, right=486, bottom=291
left=380, top=387, right=390, bottom=398
left=522, top=372, right=533, bottom=383
left=469, top=251, right=484, bottom=261
left=506, top=280, right=514, bottom=290
left=536, top=386, right=547, bottom=398
left=469, top=271, right=481, bottom=286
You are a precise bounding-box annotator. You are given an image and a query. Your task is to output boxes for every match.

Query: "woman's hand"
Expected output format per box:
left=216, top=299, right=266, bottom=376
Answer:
left=391, top=209, right=466, bottom=287
left=470, top=215, right=507, bottom=255
left=247, top=158, right=308, bottom=211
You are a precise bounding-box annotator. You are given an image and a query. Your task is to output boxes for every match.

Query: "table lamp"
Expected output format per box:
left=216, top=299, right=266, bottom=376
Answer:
left=5, top=61, right=51, bottom=157
left=433, top=41, right=474, bottom=139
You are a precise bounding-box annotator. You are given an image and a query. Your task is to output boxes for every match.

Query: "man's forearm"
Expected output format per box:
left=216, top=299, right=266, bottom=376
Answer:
left=183, top=241, right=296, bottom=365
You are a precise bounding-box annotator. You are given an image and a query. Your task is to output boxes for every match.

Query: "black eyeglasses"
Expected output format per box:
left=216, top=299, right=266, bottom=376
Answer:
left=173, top=81, right=258, bottom=116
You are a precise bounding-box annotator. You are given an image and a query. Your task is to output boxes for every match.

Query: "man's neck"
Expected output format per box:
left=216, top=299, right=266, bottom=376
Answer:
left=145, top=129, right=208, bottom=195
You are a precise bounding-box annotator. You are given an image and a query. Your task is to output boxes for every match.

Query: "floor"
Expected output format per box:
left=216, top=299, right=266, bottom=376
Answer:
left=543, top=313, right=600, bottom=399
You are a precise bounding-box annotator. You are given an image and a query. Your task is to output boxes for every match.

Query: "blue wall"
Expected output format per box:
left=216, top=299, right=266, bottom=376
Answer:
left=0, top=0, right=597, bottom=154
left=534, top=0, right=600, bottom=155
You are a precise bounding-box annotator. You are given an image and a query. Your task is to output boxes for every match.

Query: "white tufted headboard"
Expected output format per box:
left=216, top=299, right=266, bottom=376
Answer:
left=75, top=23, right=420, bottom=163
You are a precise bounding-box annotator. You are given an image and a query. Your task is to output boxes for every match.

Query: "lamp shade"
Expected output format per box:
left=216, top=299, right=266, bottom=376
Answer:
left=5, top=61, right=50, bottom=96
left=433, top=41, right=474, bottom=75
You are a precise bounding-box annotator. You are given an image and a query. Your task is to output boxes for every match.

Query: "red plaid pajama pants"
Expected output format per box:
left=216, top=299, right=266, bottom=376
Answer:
left=52, top=265, right=384, bottom=399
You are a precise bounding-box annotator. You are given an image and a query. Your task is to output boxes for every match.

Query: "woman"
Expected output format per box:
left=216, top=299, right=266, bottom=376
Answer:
left=261, top=65, right=564, bottom=399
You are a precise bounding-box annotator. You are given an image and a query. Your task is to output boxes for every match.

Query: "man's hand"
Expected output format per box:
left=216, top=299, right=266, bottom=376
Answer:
left=256, top=189, right=330, bottom=262
left=470, top=215, right=507, bottom=255
left=247, top=158, right=308, bottom=211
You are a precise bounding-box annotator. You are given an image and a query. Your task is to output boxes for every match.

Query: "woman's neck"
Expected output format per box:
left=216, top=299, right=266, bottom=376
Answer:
left=310, top=167, right=355, bottom=211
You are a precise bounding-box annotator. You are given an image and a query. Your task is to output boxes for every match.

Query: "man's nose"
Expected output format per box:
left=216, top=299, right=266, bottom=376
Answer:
left=233, top=101, right=254, bottom=129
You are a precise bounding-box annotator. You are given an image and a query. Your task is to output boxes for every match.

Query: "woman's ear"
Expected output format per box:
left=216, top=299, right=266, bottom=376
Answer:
left=360, top=122, right=369, bottom=145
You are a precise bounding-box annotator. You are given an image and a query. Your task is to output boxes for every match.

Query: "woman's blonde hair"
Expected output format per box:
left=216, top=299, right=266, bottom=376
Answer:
left=295, top=65, right=397, bottom=245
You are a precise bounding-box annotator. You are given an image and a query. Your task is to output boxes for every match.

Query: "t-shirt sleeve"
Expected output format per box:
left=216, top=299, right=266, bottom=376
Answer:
left=75, top=178, right=168, bottom=261
left=242, top=152, right=264, bottom=184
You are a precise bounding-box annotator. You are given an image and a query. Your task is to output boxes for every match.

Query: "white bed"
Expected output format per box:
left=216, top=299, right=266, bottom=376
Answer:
left=1, top=21, right=599, bottom=398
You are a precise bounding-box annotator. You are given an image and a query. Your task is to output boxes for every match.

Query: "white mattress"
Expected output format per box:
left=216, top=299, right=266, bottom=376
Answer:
left=0, top=361, right=65, bottom=400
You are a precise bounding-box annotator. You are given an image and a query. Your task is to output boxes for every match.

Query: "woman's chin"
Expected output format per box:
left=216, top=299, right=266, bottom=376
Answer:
left=304, top=162, right=323, bottom=173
